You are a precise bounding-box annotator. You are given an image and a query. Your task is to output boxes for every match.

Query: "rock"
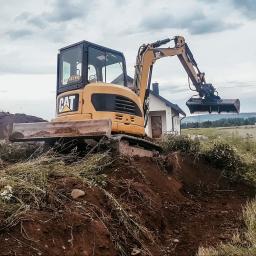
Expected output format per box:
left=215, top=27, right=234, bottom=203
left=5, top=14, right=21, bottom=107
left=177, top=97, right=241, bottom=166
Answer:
left=173, top=239, right=179, bottom=243
left=131, top=248, right=141, bottom=255
left=71, top=189, right=85, bottom=199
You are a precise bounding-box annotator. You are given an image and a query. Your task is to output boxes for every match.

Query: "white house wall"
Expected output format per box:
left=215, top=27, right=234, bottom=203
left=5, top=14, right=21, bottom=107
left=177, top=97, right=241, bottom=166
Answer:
left=173, top=115, right=181, bottom=134
left=166, top=108, right=173, bottom=133
left=147, top=94, right=167, bottom=111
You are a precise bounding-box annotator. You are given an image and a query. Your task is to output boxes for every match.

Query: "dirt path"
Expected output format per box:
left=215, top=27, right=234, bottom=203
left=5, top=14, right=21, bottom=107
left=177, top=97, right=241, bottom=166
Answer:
left=0, top=153, right=253, bottom=256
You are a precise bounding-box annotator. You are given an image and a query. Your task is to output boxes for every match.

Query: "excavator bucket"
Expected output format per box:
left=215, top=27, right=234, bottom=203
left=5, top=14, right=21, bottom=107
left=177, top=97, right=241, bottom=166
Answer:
left=186, top=98, right=240, bottom=114
left=9, top=119, right=112, bottom=142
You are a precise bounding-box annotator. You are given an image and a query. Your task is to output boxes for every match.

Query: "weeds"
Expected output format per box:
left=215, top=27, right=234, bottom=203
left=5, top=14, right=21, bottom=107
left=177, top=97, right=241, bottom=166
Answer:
left=163, top=134, right=256, bottom=185
left=0, top=151, right=112, bottom=228
left=162, top=135, right=200, bottom=156
left=103, top=189, right=155, bottom=256
left=203, top=142, right=246, bottom=181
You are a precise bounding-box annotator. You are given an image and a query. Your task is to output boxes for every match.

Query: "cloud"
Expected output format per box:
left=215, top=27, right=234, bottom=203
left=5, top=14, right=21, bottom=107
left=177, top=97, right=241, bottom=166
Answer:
left=8, top=0, right=91, bottom=42
left=44, top=0, right=88, bottom=22
left=14, top=12, right=47, bottom=29
left=231, top=0, right=256, bottom=19
left=139, top=11, right=240, bottom=35
left=16, top=0, right=90, bottom=26
left=188, top=19, right=240, bottom=34
left=6, top=29, right=33, bottom=39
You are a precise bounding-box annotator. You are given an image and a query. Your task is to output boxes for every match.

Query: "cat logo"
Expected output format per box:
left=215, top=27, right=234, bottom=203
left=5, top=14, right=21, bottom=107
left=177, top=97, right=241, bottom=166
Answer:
left=58, top=94, right=79, bottom=113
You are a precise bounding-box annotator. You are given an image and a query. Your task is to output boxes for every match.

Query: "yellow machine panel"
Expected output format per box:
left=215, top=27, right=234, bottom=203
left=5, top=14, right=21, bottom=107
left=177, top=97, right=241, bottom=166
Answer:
left=54, top=83, right=145, bottom=136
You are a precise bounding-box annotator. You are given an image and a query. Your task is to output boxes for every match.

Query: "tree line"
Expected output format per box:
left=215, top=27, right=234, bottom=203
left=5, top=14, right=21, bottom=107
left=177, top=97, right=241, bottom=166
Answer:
left=181, top=117, right=256, bottom=129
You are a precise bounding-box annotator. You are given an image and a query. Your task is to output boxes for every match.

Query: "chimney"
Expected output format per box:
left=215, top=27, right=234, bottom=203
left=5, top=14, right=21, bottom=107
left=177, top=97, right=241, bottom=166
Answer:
left=152, top=82, right=159, bottom=95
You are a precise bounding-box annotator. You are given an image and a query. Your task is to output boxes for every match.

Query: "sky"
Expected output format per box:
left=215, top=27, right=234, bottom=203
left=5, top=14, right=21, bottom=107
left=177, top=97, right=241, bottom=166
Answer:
left=0, top=0, right=256, bottom=120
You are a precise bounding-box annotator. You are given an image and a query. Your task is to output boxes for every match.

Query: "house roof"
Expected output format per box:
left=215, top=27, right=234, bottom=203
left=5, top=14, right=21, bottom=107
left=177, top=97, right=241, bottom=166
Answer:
left=150, top=90, right=186, bottom=116
left=124, top=75, right=186, bottom=116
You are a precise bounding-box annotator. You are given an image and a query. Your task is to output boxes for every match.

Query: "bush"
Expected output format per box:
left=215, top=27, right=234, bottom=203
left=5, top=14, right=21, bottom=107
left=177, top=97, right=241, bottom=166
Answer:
left=203, top=142, right=246, bottom=181
left=162, top=135, right=200, bottom=156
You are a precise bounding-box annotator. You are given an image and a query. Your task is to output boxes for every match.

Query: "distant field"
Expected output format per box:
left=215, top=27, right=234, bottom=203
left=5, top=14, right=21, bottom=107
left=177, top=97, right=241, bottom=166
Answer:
left=182, top=125, right=256, bottom=140
left=182, top=125, right=256, bottom=164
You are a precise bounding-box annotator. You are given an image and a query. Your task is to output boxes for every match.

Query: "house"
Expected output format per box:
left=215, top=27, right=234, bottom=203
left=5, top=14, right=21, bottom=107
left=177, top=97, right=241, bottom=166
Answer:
left=119, top=75, right=186, bottom=138
left=145, top=83, right=186, bottom=138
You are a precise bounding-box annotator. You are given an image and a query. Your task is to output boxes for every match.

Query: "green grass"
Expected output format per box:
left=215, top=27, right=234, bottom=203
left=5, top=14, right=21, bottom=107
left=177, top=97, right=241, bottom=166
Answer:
left=182, top=127, right=256, bottom=166
left=164, top=128, right=256, bottom=186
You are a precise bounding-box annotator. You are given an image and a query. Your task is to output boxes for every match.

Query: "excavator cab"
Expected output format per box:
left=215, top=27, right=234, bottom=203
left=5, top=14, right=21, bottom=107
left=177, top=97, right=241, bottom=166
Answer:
left=57, top=41, right=127, bottom=96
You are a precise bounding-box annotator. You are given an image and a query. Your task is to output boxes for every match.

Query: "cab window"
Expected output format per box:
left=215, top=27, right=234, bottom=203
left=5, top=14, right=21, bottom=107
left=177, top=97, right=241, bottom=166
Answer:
left=106, top=52, right=124, bottom=85
left=88, top=47, right=125, bottom=86
left=60, top=46, right=82, bottom=86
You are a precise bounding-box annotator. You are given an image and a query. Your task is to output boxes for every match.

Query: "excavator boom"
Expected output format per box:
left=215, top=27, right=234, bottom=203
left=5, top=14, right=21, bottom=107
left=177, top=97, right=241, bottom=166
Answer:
left=133, top=36, right=240, bottom=115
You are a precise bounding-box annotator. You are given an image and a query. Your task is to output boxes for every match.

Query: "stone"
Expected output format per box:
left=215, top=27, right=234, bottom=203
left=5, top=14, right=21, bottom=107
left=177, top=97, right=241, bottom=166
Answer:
left=71, top=189, right=85, bottom=199
left=131, top=248, right=141, bottom=255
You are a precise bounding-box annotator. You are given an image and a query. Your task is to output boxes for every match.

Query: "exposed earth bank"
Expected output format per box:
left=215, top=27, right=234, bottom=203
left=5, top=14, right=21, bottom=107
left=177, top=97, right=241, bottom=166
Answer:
left=0, top=153, right=253, bottom=256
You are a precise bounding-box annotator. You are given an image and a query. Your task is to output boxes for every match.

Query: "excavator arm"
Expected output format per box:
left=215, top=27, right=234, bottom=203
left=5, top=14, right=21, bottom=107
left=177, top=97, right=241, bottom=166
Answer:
left=133, top=36, right=240, bottom=115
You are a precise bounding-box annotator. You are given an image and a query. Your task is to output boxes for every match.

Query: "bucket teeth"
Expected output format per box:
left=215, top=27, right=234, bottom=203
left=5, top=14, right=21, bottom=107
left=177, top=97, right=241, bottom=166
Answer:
left=186, top=98, right=240, bottom=114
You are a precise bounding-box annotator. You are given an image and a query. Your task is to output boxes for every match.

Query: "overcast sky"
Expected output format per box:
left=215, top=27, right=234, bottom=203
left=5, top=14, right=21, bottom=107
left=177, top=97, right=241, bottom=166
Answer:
left=0, top=0, right=255, bottom=120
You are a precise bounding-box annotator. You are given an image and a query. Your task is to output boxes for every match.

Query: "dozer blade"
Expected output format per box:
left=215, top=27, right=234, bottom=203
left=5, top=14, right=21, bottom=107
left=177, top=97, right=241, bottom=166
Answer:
left=9, top=119, right=112, bottom=142
left=186, top=98, right=240, bottom=114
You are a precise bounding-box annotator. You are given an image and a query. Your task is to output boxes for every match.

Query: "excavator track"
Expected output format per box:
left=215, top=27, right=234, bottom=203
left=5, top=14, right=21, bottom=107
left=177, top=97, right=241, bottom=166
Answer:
left=110, top=134, right=161, bottom=157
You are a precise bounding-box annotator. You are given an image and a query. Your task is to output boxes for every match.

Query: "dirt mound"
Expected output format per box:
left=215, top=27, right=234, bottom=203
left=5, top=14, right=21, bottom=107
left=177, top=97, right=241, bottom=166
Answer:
left=0, top=153, right=253, bottom=256
left=0, top=112, right=45, bottom=139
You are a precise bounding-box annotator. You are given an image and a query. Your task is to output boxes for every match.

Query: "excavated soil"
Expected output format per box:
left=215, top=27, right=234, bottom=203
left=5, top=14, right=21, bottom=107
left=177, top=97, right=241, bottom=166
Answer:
left=0, top=153, right=254, bottom=256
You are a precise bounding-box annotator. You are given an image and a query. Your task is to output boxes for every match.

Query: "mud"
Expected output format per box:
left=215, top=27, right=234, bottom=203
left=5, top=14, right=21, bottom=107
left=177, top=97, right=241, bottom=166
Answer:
left=0, top=153, right=253, bottom=256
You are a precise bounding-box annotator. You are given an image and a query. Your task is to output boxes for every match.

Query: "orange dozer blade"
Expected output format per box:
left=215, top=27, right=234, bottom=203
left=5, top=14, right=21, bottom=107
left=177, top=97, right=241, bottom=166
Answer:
left=186, top=98, right=240, bottom=114
left=9, top=119, right=112, bottom=142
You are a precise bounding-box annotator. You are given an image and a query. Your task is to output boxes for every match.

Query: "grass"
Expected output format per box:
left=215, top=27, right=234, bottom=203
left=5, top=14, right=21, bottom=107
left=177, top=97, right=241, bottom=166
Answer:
left=198, top=200, right=256, bottom=256
left=0, top=151, right=112, bottom=228
left=182, top=127, right=256, bottom=158
left=180, top=127, right=256, bottom=185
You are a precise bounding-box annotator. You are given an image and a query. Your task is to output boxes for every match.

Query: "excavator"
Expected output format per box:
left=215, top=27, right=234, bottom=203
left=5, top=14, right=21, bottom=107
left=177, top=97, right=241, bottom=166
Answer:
left=9, top=36, right=240, bottom=156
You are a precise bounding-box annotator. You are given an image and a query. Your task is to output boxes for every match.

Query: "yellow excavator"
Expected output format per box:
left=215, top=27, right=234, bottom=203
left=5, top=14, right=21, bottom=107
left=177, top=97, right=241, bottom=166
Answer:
left=10, top=36, right=240, bottom=155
